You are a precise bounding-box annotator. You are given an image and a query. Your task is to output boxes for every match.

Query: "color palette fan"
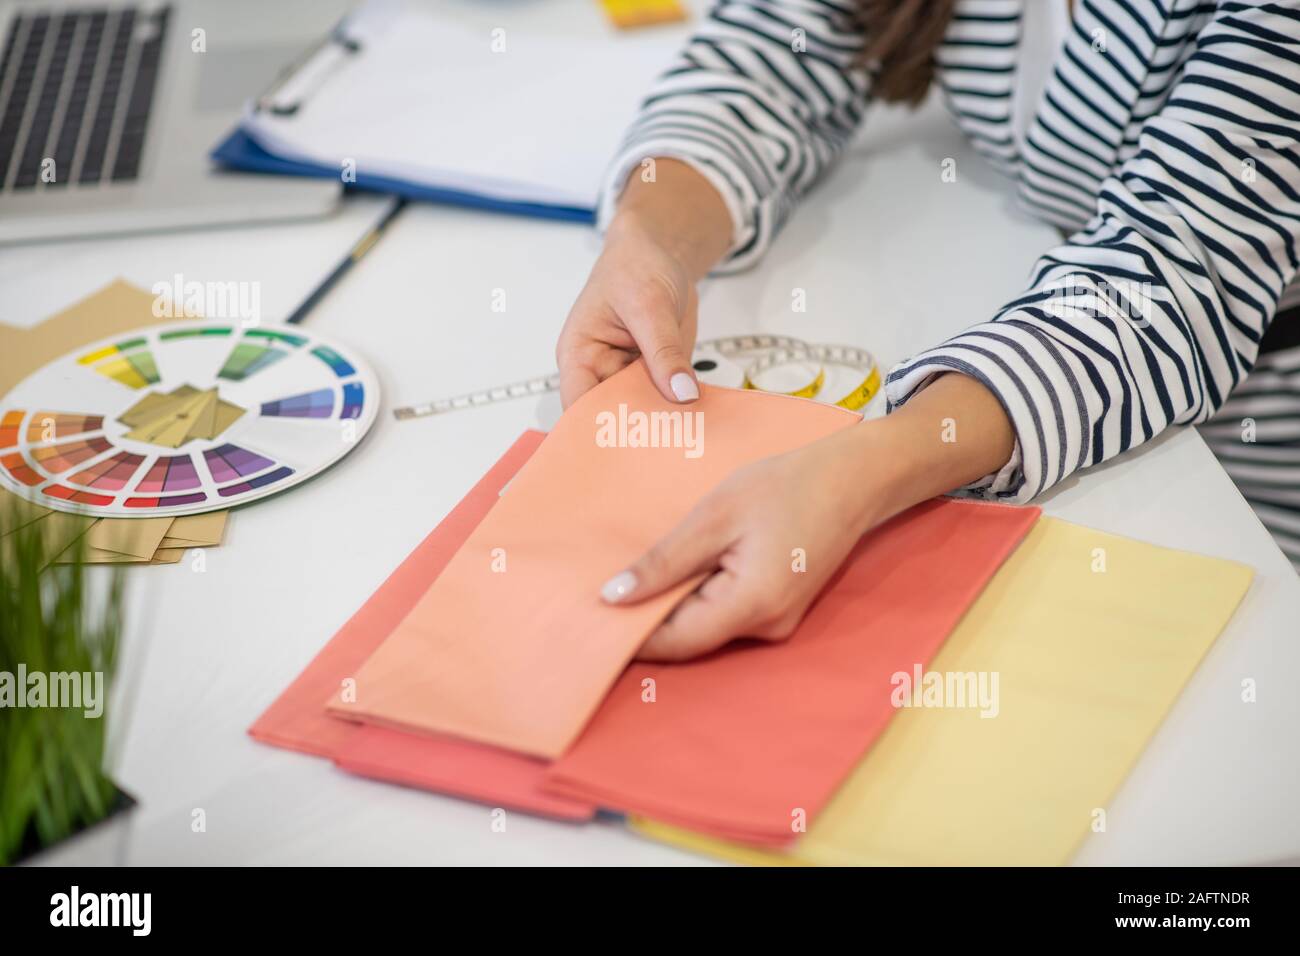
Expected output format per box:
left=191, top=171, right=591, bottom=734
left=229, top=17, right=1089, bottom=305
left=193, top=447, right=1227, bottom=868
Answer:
left=0, top=321, right=379, bottom=517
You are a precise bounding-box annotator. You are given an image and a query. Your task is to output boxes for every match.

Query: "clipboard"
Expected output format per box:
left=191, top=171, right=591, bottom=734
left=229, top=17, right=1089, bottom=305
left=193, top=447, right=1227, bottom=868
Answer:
left=255, top=24, right=364, bottom=118
left=211, top=128, right=595, bottom=223
left=210, top=0, right=696, bottom=222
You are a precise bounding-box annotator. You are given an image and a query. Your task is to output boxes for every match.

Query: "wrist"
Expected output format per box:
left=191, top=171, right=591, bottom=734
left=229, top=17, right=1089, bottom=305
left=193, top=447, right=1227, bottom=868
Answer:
left=836, top=373, right=1017, bottom=533
left=820, top=420, right=920, bottom=539
left=609, top=159, right=732, bottom=282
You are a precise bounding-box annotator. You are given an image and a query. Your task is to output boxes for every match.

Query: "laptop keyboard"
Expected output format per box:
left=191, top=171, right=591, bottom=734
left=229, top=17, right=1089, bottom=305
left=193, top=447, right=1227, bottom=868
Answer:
left=0, top=5, right=170, bottom=192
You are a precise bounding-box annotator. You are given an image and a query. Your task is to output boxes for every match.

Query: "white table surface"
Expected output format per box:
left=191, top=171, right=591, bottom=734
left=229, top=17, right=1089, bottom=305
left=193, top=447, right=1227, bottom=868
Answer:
left=7, top=100, right=1299, bottom=866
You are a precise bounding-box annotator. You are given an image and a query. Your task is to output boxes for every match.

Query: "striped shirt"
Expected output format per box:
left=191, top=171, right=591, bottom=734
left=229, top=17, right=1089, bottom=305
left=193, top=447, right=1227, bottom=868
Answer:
left=596, top=0, right=1300, bottom=567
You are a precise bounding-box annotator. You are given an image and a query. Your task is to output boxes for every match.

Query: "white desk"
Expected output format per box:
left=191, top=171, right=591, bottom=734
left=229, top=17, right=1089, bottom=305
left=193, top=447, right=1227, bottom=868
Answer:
left=8, top=101, right=1299, bottom=866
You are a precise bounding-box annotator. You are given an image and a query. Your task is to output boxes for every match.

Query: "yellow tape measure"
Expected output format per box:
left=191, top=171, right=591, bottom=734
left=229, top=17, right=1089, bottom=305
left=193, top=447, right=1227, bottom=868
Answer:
left=704, top=336, right=881, bottom=412
left=393, top=334, right=882, bottom=421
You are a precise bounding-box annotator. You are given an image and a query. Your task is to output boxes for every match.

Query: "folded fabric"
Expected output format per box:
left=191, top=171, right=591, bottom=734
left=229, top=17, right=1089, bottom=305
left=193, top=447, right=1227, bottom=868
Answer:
left=332, top=362, right=865, bottom=758
left=626, top=518, right=1254, bottom=864
left=544, top=497, right=1040, bottom=845
left=249, top=430, right=594, bottom=820
left=334, top=725, right=592, bottom=820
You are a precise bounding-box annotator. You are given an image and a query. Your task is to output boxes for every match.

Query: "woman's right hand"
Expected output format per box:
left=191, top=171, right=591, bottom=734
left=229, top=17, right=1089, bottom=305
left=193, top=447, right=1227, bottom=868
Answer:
left=555, top=158, right=734, bottom=409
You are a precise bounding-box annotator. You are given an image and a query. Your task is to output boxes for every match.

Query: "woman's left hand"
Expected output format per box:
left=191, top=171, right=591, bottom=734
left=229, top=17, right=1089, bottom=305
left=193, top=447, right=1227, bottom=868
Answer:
left=599, top=372, right=1018, bottom=661
left=600, top=423, right=891, bottom=661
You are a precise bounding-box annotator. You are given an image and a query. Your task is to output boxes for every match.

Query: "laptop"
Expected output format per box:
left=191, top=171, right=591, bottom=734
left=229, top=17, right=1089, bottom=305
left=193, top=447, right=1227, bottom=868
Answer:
left=0, top=0, right=350, bottom=244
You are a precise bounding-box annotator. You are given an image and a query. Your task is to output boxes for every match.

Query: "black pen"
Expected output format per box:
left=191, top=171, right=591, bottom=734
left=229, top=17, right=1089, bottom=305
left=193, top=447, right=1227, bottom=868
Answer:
left=284, top=197, right=406, bottom=326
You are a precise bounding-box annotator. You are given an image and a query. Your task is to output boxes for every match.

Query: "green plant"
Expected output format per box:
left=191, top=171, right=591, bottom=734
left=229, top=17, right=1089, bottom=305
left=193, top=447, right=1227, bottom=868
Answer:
left=0, top=507, right=125, bottom=864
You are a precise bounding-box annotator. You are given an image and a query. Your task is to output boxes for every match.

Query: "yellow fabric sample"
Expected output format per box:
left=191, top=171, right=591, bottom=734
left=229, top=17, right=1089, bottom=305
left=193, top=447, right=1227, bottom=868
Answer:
left=631, top=517, right=1253, bottom=866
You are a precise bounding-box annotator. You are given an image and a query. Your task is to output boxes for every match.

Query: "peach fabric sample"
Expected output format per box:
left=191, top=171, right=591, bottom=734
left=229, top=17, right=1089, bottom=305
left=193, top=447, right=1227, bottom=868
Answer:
left=334, top=362, right=865, bottom=758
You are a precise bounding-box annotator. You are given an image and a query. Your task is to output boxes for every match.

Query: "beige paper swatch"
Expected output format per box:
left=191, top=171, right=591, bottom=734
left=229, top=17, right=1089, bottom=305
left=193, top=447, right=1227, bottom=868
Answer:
left=160, top=511, right=227, bottom=548
left=1, top=280, right=230, bottom=559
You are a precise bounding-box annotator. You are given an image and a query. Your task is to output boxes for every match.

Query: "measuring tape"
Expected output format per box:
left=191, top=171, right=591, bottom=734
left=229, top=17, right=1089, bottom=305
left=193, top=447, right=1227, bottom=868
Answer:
left=392, top=335, right=881, bottom=421
left=704, top=335, right=881, bottom=412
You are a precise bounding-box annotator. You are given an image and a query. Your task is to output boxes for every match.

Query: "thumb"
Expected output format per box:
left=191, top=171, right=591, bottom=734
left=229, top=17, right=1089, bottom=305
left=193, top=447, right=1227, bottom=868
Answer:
left=601, top=508, right=732, bottom=606
left=558, top=360, right=600, bottom=411
left=630, top=282, right=699, bottom=404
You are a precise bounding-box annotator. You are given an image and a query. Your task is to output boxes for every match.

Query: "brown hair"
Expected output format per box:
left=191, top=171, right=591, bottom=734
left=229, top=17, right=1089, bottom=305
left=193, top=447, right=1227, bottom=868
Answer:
left=858, top=0, right=958, bottom=106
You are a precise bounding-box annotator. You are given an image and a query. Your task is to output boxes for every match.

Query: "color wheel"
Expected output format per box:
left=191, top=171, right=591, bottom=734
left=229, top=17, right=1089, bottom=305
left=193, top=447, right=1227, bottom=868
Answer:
left=0, top=321, right=379, bottom=517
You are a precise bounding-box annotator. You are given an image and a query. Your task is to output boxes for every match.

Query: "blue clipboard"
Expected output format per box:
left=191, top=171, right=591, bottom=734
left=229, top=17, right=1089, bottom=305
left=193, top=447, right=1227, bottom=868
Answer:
left=211, top=128, right=596, bottom=225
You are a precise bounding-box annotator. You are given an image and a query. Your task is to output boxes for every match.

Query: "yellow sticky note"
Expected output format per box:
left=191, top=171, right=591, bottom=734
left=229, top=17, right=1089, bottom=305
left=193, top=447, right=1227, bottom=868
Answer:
left=632, top=518, right=1253, bottom=866
left=600, top=0, right=687, bottom=30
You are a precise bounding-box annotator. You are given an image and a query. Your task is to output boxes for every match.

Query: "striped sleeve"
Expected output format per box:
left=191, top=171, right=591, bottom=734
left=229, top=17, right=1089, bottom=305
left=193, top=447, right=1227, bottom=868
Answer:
left=886, top=2, right=1300, bottom=502
left=596, top=0, right=872, bottom=272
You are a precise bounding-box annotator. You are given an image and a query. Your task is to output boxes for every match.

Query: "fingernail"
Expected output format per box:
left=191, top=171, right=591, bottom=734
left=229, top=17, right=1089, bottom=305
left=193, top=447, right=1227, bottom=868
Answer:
left=601, top=570, right=638, bottom=604
left=670, top=372, right=699, bottom=402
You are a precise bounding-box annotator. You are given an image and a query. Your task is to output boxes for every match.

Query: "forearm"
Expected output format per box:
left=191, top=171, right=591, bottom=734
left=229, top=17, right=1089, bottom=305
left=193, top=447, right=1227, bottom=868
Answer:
left=607, top=159, right=733, bottom=283
left=596, top=3, right=871, bottom=275
left=608, top=164, right=1016, bottom=527
left=833, top=373, right=1016, bottom=536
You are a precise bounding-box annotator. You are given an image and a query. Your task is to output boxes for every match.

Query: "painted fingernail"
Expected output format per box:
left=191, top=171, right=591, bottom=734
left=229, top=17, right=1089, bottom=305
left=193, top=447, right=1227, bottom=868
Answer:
left=670, top=372, right=699, bottom=402
left=601, top=570, right=638, bottom=604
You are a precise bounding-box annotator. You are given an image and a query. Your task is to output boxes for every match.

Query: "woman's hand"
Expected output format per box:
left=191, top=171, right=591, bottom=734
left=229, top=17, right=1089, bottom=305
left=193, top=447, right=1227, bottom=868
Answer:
left=601, top=373, right=1018, bottom=661
left=563, top=160, right=1017, bottom=662
left=556, top=218, right=700, bottom=408
left=556, top=159, right=733, bottom=409
left=601, top=424, right=892, bottom=661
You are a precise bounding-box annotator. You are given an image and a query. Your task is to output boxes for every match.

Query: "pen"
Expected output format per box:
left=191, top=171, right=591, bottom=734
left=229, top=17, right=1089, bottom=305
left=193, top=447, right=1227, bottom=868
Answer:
left=284, top=197, right=406, bottom=326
